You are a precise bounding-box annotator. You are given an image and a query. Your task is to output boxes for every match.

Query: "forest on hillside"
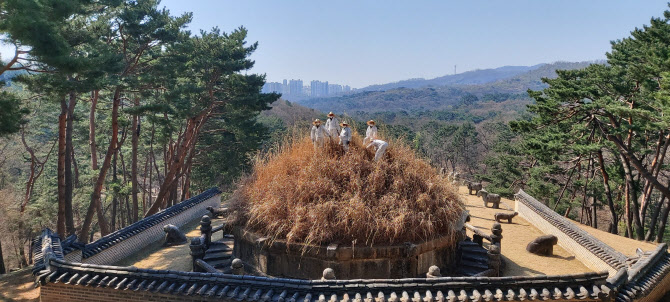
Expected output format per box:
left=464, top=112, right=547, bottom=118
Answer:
left=0, top=0, right=277, bottom=273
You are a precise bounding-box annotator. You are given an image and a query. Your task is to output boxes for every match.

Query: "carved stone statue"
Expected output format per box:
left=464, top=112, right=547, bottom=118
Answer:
left=163, top=224, right=187, bottom=246
left=206, top=206, right=229, bottom=218
left=231, top=258, right=244, bottom=275
left=477, top=189, right=501, bottom=209
left=322, top=268, right=336, bottom=280
left=526, top=235, right=558, bottom=256
left=494, top=212, right=518, bottom=223
left=426, top=265, right=441, bottom=278
left=467, top=182, right=482, bottom=195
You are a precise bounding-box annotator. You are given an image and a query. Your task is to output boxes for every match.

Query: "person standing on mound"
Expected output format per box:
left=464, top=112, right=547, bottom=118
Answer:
left=311, top=119, right=328, bottom=150
left=325, top=112, right=340, bottom=142
left=364, top=120, right=378, bottom=144
left=366, top=139, right=388, bottom=161
left=339, top=121, right=352, bottom=152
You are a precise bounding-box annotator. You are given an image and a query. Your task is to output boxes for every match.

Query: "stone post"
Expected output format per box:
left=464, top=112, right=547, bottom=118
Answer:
left=200, top=215, right=212, bottom=248
left=189, top=236, right=206, bottom=272
left=426, top=266, right=441, bottom=278
left=487, top=244, right=501, bottom=277
left=322, top=268, right=336, bottom=280
left=490, top=223, right=503, bottom=248
left=231, top=258, right=244, bottom=275
left=472, top=234, right=484, bottom=247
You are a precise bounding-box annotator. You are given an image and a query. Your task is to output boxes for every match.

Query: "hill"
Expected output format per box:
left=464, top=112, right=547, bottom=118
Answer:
left=359, top=65, right=543, bottom=91
left=297, top=61, right=596, bottom=114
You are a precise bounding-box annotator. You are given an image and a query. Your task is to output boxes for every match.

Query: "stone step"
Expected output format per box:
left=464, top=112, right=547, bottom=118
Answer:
left=461, top=253, right=488, bottom=264
left=203, top=252, right=232, bottom=262
left=458, top=241, right=481, bottom=248
left=460, top=259, right=489, bottom=270
left=207, top=244, right=232, bottom=254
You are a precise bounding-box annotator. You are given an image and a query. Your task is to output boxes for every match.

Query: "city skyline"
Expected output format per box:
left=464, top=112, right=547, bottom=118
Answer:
left=262, top=78, right=352, bottom=98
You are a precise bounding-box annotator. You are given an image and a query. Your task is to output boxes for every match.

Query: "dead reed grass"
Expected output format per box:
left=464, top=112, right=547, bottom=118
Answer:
left=231, top=131, right=464, bottom=247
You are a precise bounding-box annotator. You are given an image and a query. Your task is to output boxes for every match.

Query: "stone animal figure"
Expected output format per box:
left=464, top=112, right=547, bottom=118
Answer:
left=494, top=212, right=518, bottom=223
left=207, top=206, right=229, bottom=218
left=477, top=189, right=501, bottom=209
left=526, top=234, right=558, bottom=256
left=467, top=182, right=482, bottom=195
left=163, top=224, right=188, bottom=246
left=426, top=265, right=442, bottom=278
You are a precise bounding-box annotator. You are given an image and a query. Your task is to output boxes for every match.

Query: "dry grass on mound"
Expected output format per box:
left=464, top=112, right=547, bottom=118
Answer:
left=231, top=131, right=464, bottom=247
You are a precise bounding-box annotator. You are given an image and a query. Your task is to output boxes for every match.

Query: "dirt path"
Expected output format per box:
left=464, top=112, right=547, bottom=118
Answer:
left=0, top=268, right=39, bottom=302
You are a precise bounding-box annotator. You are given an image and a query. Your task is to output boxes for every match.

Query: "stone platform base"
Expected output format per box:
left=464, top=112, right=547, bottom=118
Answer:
left=232, top=227, right=460, bottom=279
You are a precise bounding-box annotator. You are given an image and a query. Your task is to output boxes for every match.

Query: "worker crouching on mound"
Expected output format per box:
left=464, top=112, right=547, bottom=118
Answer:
left=366, top=139, right=388, bottom=161
left=311, top=119, right=328, bottom=150
left=339, top=121, right=352, bottom=152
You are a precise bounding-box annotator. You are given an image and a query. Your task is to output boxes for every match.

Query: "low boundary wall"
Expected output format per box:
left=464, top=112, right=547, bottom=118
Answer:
left=74, top=188, right=221, bottom=265
left=514, top=189, right=626, bottom=276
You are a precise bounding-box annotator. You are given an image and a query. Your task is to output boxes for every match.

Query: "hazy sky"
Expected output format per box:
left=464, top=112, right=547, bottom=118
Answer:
left=5, top=1, right=670, bottom=88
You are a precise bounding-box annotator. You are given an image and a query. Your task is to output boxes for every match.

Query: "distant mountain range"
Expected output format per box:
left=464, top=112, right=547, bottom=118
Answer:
left=296, top=61, right=598, bottom=114
left=358, top=64, right=543, bottom=92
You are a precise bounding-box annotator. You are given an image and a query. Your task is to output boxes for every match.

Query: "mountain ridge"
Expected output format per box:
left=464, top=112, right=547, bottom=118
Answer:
left=358, top=64, right=545, bottom=92
left=296, top=61, right=596, bottom=114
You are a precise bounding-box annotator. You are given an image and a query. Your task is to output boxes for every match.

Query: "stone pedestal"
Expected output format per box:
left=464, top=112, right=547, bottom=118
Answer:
left=232, top=227, right=459, bottom=280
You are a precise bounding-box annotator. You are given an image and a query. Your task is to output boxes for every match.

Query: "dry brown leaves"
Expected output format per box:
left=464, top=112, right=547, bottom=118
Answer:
left=230, top=132, right=464, bottom=247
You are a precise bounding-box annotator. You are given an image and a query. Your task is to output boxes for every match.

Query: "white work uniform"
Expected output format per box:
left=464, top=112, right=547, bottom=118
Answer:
left=364, top=125, right=378, bottom=144
left=367, top=139, right=388, bottom=161
left=339, top=127, right=352, bottom=151
left=311, top=125, right=328, bottom=149
left=325, top=117, right=340, bottom=138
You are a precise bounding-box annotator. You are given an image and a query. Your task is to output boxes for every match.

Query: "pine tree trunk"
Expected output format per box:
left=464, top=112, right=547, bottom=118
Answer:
left=619, top=153, right=643, bottom=239
left=89, top=90, right=99, bottom=170
left=64, top=92, right=77, bottom=235
left=145, top=113, right=208, bottom=217
left=656, top=200, right=670, bottom=243
left=131, top=99, right=140, bottom=222
left=0, top=239, right=5, bottom=274
left=597, top=150, right=617, bottom=234
left=71, top=148, right=79, bottom=187
left=57, top=98, right=67, bottom=237
left=645, top=195, right=666, bottom=241
left=111, top=151, right=118, bottom=231
left=78, top=88, right=121, bottom=242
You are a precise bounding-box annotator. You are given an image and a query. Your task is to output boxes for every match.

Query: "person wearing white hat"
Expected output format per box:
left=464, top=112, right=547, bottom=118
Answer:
left=366, top=139, right=388, bottom=162
left=325, top=112, right=341, bottom=141
left=364, top=120, right=378, bottom=145
left=339, top=121, right=352, bottom=152
left=311, top=119, right=328, bottom=150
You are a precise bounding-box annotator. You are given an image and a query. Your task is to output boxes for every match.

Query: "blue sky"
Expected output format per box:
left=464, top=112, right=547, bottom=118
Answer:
left=5, top=1, right=670, bottom=88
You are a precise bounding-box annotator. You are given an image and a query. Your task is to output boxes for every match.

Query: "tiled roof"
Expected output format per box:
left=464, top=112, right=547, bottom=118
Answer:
left=615, top=243, right=670, bottom=302
left=82, top=188, right=221, bottom=258
left=515, top=190, right=628, bottom=270
left=36, top=258, right=614, bottom=301
left=32, top=228, right=64, bottom=275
